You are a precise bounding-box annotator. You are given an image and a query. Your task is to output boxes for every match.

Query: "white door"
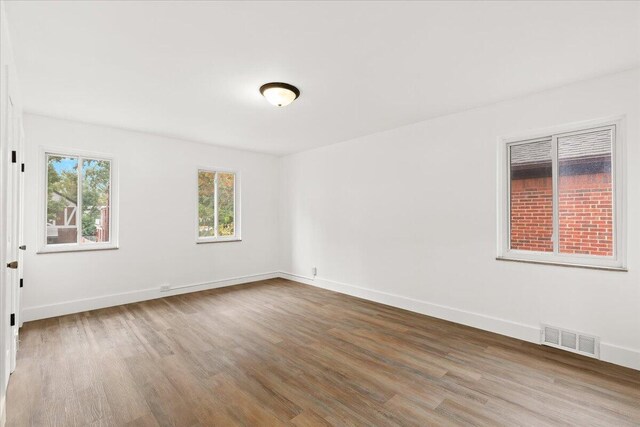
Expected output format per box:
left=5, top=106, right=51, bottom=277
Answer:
left=5, top=96, right=20, bottom=373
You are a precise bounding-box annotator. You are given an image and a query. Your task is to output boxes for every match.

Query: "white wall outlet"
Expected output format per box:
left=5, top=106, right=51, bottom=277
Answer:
left=160, top=284, right=171, bottom=292
left=312, top=267, right=317, bottom=277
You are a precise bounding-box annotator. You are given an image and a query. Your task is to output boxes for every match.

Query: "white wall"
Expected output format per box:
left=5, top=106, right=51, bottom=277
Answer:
left=280, top=68, right=640, bottom=370
left=22, top=114, right=280, bottom=320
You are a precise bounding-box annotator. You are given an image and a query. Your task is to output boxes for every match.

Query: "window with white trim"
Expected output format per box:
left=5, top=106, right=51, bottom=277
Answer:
left=42, top=151, right=117, bottom=253
left=499, top=120, right=625, bottom=269
left=197, top=169, right=240, bottom=242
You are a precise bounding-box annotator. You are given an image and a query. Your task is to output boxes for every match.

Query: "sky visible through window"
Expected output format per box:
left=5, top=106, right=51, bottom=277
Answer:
left=52, top=157, right=77, bottom=173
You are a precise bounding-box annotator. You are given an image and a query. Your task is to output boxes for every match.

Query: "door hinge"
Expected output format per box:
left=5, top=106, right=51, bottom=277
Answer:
left=10, top=314, right=15, bottom=327
left=19, top=278, right=23, bottom=288
left=6, top=261, right=18, bottom=269
left=11, top=151, right=17, bottom=163
left=21, top=163, right=24, bottom=172
left=19, top=245, right=26, bottom=250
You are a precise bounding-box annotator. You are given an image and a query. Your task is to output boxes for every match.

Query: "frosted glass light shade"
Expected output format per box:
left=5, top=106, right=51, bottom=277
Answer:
left=260, top=82, right=300, bottom=107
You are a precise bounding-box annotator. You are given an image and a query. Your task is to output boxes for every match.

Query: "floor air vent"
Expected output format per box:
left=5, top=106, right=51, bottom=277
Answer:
left=541, top=325, right=599, bottom=359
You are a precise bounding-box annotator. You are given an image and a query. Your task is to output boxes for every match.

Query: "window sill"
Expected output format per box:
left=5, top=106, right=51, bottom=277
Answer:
left=196, top=238, right=242, bottom=244
left=37, top=244, right=119, bottom=254
left=496, top=256, right=627, bottom=272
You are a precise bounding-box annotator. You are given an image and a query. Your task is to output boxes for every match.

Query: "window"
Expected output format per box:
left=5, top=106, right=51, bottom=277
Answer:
left=40, top=150, right=117, bottom=253
left=499, top=120, right=625, bottom=269
left=197, top=169, right=240, bottom=242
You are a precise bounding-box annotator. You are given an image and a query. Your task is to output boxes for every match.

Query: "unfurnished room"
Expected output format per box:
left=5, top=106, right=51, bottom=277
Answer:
left=0, top=1, right=639, bottom=426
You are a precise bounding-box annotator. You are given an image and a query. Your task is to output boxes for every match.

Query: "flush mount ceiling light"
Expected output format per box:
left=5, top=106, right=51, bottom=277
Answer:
left=259, top=82, right=300, bottom=107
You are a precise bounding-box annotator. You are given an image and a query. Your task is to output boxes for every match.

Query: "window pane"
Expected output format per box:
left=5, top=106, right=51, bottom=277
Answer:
left=509, top=140, right=553, bottom=252
left=558, top=129, right=613, bottom=256
left=198, top=171, right=216, bottom=237
left=47, top=155, right=78, bottom=244
left=217, top=172, right=235, bottom=237
left=81, top=159, right=111, bottom=243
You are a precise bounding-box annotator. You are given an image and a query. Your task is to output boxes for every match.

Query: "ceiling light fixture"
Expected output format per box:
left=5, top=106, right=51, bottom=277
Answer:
left=259, top=82, right=300, bottom=107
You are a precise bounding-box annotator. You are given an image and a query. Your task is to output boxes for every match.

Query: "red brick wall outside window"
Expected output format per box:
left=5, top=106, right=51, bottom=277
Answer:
left=510, top=162, right=613, bottom=256
left=510, top=176, right=553, bottom=252
left=558, top=172, right=612, bottom=256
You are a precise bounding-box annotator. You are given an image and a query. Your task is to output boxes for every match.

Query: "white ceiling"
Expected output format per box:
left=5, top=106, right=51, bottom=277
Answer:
left=4, top=1, right=640, bottom=155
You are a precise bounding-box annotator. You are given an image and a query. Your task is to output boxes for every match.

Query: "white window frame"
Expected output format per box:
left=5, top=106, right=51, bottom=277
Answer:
left=196, top=167, right=241, bottom=243
left=497, top=117, right=626, bottom=270
left=38, top=147, right=118, bottom=254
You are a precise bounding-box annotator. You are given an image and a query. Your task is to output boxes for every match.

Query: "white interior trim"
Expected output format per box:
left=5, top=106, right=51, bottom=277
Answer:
left=37, top=146, right=119, bottom=254
left=195, top=167, right=242, bottom=243
left=496, top=116, right=627, bottom=269
left=21, top=271, right=278, bottom=322
left=599, top=342, right=640, bottom=371
left=0, top=394, right=5, bottom=427
left=279, top=272, right=540, bottom=343
left=19, top=271, right=640, bottom=371
left=279, top=272, right=640, bottom=371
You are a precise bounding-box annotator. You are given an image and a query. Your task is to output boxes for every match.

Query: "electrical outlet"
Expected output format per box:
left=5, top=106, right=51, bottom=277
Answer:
left=160, top=284, right=171, bottom=292
left=312, top=267, right=317, bottom=277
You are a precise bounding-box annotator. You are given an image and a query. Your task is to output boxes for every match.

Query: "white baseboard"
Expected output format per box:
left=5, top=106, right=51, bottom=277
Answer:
left=21, top=272, right=279, bottom=322
left=0, top=394, right=5, bottom=427
left=279, top=272, right=540, bottom=343
left=599, top=342, right=640, bottom=371
left=279, top=272, right=640, bottom=371
left=19, top=271, right=640, bottom=371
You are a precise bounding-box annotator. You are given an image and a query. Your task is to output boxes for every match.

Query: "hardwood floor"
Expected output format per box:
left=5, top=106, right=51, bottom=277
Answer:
left=6, top=278, right=640, bottom=426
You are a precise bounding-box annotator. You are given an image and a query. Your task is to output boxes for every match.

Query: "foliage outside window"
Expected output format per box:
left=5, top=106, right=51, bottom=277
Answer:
left=45, top=152, right=113, bottom=250
left=198, top=169, right=238, bottom=241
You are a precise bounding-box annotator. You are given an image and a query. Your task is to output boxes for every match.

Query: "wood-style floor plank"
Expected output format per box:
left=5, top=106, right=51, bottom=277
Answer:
left=7, top=278, right=640, bottom=426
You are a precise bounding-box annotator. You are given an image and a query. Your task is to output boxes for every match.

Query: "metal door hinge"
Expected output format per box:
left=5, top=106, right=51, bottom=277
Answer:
left=11, top=151, right=17, bottom=163
left=10, top=314, right=15, bottom=327
left=6, top=261, right=18, bottom=269
left=19, top=278, right=23, bottom=288
left=19, top=245, right=26, bottom=250
left=21, top=163, right=24, bottom=172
